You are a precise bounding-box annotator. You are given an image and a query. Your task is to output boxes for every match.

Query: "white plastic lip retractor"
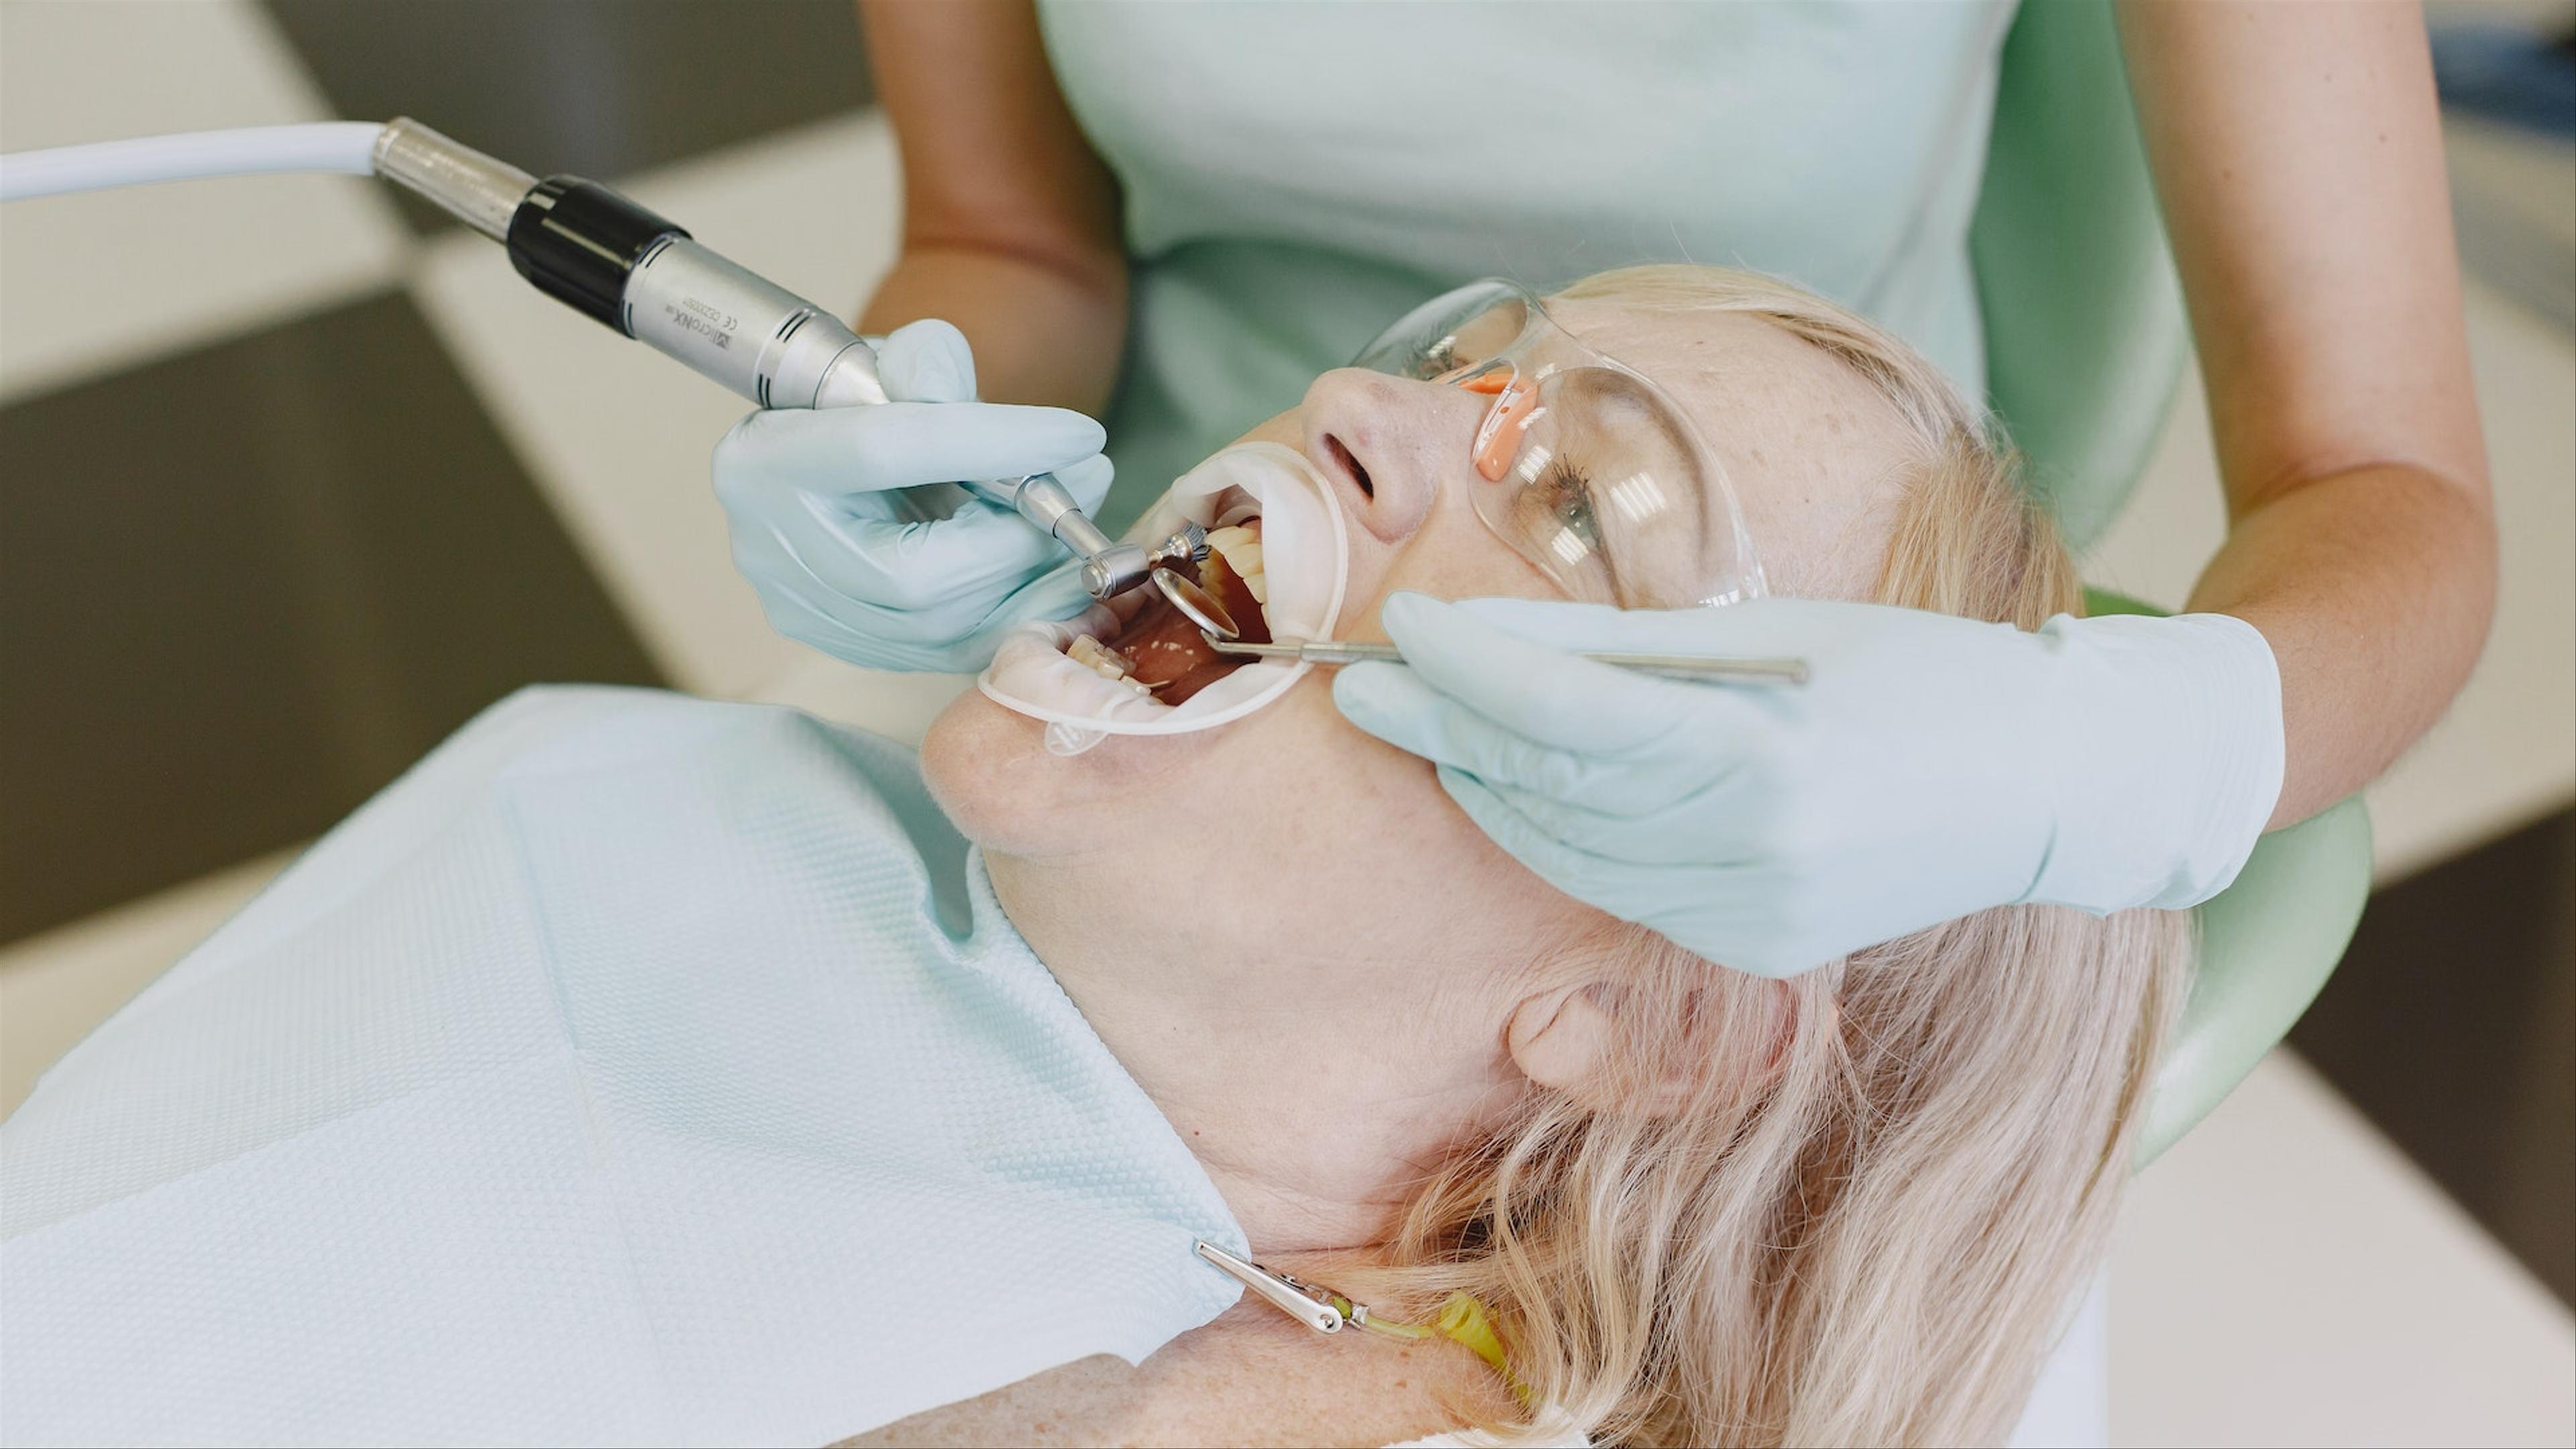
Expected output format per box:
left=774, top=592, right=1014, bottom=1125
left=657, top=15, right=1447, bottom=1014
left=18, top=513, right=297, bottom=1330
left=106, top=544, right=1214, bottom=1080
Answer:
left=975, top=441, right=1352, bottom=745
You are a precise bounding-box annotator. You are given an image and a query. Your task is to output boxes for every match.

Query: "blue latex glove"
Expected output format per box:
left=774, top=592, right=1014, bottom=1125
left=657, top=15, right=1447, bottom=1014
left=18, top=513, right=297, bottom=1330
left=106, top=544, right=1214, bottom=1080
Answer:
left=712, top=319, right=1114, bottom=672
left=1333, top=593, right=2286, bottom=978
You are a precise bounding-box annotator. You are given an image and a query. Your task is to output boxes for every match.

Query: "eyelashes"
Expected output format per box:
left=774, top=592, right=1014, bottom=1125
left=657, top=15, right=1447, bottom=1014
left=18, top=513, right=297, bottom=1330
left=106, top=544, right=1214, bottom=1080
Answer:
left=1534, top=459, right=1605, bottom=555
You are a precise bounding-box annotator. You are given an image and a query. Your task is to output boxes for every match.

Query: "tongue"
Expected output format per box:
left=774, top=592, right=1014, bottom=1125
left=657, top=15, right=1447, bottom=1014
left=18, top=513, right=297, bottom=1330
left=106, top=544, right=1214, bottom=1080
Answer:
left=1108, top=591, right=1230, bottom=703
left=1110, top=534, right=1272, bottom=705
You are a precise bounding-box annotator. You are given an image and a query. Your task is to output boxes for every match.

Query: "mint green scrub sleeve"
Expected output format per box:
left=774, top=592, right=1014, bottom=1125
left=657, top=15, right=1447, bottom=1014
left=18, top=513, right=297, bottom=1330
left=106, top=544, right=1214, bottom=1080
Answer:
left=1035, top=0, right=2018, bottom=528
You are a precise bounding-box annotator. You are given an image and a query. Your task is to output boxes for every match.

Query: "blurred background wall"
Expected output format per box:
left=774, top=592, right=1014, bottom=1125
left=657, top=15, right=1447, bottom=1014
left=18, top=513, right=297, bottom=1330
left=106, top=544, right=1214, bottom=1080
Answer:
left=1, top=2, right=2569, bottom=1442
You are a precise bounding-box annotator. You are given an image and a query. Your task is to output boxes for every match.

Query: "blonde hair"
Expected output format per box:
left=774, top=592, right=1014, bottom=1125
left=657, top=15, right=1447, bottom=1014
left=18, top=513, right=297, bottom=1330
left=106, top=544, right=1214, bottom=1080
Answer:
left=1375, top=266, right=2194, bottom=1446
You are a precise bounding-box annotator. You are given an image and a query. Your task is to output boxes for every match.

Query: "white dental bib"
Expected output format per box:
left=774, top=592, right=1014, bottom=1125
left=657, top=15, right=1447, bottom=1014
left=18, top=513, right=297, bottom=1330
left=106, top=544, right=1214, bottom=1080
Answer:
left=1, top=688, right=1247, bottom=1447
left=979, top=442, right=1350, bottom=753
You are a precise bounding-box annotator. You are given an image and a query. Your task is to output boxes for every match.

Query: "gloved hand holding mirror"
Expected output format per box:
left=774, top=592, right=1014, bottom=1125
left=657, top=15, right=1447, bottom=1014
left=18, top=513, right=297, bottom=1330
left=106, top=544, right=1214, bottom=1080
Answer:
left=1322, top=278, right=2283, bottom=978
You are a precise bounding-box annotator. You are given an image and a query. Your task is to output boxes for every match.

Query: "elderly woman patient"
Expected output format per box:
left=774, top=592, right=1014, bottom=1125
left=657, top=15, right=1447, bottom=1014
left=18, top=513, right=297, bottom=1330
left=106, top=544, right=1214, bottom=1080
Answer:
left=1, top=266, right=2188, bottom=1449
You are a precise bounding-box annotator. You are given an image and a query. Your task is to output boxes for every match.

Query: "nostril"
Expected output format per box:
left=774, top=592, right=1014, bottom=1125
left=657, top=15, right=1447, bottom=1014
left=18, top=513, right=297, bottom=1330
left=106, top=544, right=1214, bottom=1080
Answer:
left=1326, top=434, right=1373, bottom=499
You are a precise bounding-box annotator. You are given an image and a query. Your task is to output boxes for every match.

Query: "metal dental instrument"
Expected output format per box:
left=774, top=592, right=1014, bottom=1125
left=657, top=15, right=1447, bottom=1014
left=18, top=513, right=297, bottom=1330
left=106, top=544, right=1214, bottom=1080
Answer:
left=1193, top=1240, right=1525, bottom=1403
left=1194, top=1240, right=1374, bottom=1335
left=1204, top=634, right=1811, bottom=686
left=368, top=117, right=1190, bottom=607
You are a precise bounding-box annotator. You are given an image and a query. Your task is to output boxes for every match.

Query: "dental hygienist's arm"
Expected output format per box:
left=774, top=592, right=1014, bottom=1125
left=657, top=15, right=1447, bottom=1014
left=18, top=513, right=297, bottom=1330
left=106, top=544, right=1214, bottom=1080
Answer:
left=705, top=3, right=1134, bottom=674
left=2118, top=0, right=2494, bottom=827
left=857, top=0, right=1129, bottom=415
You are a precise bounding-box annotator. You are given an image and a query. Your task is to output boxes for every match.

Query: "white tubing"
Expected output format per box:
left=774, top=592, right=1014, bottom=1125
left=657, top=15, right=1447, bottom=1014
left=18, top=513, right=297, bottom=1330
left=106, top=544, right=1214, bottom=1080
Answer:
left=0, top=122, right=384, bottom=201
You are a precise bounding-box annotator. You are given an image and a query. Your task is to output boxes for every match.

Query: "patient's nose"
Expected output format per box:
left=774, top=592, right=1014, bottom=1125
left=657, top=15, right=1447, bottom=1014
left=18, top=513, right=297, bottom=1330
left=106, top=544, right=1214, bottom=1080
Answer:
left=1299, top=369, right=1476, bottom=545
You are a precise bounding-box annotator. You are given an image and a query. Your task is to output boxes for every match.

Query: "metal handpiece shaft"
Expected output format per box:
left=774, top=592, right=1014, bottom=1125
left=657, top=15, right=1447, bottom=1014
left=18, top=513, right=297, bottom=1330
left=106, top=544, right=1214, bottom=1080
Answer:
left=960, top=476, right=1152, bottom=600
left=1205, top=635, right=1810, bottom=686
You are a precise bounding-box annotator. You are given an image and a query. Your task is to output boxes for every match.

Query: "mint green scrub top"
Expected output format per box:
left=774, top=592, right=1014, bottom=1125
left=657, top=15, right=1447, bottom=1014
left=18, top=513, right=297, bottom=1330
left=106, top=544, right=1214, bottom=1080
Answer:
left=1035, top=0, right=2018, bottom=527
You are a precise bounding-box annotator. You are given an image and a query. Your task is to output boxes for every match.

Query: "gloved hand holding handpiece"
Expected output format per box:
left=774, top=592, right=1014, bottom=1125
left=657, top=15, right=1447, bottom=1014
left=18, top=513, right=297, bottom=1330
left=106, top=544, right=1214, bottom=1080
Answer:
left=722, top=311, right=2285, bottom=983
left=712, top=319, right=1114, bottom=674
left=1334, top=592, right=2286, bottom=979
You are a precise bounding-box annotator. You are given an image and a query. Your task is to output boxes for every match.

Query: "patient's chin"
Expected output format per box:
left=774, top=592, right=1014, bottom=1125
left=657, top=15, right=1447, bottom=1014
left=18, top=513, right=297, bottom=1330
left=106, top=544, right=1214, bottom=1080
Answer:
left=918, top=687, right=1222, bottom=858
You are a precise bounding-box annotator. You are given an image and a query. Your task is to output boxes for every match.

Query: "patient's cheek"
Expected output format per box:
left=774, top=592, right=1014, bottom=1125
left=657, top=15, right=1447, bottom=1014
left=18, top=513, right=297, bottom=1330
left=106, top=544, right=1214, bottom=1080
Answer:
left=917, top=688, right=1220, bottom=857
left=918, top=694, right=1023, bottom=848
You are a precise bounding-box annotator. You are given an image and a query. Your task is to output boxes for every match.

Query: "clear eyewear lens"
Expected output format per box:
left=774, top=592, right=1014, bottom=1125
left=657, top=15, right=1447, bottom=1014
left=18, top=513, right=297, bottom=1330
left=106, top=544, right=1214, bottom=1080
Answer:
left=1349, top=280, right=1538, bottom=380
left=1348, top=280, right=1764, bottom=610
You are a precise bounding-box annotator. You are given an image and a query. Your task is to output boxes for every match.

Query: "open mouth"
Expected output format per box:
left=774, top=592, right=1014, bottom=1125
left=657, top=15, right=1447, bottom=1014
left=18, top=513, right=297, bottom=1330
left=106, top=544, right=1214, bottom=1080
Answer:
left=1065, top=521, right=1274, bottom=704
left=975, top=439, right=1344, bottom=748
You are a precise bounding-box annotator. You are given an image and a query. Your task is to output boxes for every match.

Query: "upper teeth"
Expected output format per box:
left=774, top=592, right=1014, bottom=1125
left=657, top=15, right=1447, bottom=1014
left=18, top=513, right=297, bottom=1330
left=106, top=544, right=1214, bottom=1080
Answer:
left=1204, top=524, right=1269, bottom=608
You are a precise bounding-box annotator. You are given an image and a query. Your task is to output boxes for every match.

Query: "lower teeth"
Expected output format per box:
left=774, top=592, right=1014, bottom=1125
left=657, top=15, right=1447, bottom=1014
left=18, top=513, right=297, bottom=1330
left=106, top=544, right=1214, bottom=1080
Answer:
left=1069, top=634, right=1136, bottom=680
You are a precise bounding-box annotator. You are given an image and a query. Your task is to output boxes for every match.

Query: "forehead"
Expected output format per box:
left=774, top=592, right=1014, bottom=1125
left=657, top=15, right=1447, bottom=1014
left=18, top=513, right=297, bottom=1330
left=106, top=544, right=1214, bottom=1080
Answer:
left=1545, top=295, right=1919, bottom=600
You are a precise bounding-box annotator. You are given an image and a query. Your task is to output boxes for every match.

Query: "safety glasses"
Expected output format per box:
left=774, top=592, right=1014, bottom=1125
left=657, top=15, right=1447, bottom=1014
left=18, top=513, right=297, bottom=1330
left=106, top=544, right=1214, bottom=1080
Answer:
left=1350, top=278, right=1764, bottom=610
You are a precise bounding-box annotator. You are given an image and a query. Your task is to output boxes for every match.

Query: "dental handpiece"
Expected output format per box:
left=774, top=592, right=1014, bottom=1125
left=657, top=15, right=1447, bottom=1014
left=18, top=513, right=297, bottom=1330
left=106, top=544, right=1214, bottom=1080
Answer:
left=370, top=118, right=1160, bottom=602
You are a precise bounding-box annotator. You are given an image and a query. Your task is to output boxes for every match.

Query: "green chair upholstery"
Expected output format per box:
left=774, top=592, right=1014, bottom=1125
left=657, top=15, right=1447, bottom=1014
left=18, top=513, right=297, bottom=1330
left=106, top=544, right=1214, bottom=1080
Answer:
left=1975, top=1, right=2375, bottom=1165
left=1974, top=0, right=2190, bottom=554
left=2085, top=591, right=2376, bottom=1164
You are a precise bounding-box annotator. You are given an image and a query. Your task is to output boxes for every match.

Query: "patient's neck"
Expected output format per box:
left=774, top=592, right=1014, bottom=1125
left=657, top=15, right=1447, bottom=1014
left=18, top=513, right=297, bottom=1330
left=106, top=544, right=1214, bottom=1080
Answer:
left=985, top=848, right=1532, bottom=1260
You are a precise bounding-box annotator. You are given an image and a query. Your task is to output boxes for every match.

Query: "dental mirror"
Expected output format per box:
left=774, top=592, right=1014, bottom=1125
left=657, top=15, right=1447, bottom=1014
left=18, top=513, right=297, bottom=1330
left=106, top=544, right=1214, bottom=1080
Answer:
left=1152, top=567, right=1240, bottom=641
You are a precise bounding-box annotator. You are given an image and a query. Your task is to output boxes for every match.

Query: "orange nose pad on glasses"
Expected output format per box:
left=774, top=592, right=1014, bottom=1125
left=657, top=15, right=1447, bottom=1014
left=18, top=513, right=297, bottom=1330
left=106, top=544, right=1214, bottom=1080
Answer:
left=1462, top=369, right=1544, bottom=482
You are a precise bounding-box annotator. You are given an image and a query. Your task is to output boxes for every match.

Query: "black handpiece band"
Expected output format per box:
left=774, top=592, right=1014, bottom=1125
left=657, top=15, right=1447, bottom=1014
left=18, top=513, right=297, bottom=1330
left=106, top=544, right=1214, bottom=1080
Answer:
left=503, top=176, right=688, bottom=334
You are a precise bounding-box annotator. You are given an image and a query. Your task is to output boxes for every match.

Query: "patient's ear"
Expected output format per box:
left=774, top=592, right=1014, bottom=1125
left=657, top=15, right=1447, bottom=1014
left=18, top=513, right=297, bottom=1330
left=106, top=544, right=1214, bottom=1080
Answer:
left=1506, top=977, right=1796, bottom=1115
